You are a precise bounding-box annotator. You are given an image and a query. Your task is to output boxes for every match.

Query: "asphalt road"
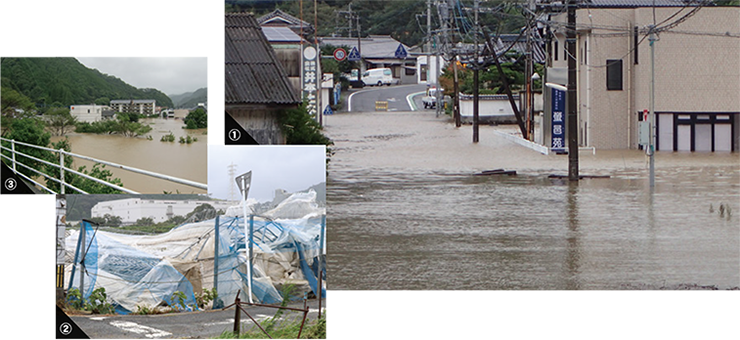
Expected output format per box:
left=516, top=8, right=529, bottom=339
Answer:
left=68, top=299, right=325, bottom=339
left=347, top=83, right=428, bottom=112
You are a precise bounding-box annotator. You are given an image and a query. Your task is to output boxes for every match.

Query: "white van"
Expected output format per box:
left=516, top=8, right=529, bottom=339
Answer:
left=361, top=68, right=397, bottom=86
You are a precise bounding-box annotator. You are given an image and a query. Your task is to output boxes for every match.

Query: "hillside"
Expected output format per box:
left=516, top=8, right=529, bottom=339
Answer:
left=170, top=87, right=207, bottom=109
left=0, top=57, right=173, bottom=109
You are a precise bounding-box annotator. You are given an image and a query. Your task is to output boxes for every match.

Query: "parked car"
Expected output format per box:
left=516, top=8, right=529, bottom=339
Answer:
left=362, top=68, right=396, bottom=86
left=422, top=87, right=444, bottom=109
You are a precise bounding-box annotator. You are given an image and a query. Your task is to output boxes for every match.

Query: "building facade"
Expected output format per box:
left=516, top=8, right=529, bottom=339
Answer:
left=319, top=35, right=417, bottom=85
left=548, top=5, right=739, bottom=151
left=110, top=99, right=156, bottom=116
left=69, top=104, right=113, bottom=123
left=91, top=198, right=237, bottom=224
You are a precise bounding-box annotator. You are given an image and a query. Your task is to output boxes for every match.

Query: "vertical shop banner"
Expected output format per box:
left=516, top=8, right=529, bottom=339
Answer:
left=302, top=45, right=320, bottom=119
left=551, top=87, right=566, bottom=152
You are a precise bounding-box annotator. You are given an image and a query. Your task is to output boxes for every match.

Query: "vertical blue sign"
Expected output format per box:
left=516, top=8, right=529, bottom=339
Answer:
left=551, top=87, right=566, bottom=152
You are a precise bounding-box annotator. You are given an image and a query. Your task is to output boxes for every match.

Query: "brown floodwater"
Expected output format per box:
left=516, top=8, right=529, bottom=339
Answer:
left=324, top=111, right=740, bottom=290
left=51, top=117, right=206, bottom=194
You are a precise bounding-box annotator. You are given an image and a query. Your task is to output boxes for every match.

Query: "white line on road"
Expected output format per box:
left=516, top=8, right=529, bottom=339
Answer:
left=406, top=91, right=425, bottom=111
left=348, top=85, right=421, bottom=112
left=109, top=321, right=172, bottom=338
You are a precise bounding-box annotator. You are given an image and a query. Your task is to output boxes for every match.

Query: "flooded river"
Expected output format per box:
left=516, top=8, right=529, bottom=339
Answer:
left=325, top=111, right=740, bottom=290
left=51, top=117, right=206, bottom=194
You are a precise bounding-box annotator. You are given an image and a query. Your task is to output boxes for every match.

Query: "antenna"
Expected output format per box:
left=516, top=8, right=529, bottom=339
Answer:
left=227, top=163, right=237, bottom=201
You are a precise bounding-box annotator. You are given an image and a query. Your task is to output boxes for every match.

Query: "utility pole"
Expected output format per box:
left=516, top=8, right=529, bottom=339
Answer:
left=648, top=25, right=656, bottom=188
left=473, top=0, right=480, bottom=143
left=357, top=12, right=362, bottom=87
left=525, top=0, right=534, bottom=141
left=449, top=0, right=460, bottom=127
left=566, top=0, right=579, bottom=181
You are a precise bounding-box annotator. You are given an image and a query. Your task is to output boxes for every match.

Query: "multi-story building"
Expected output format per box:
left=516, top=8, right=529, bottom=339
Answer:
left=110, top=99, right=156, bottom=116
left=69, top=104, right=114, bottom=123
left=545, top=2, right=739, bottom=152
left=91, top=198, right=238, bottom=224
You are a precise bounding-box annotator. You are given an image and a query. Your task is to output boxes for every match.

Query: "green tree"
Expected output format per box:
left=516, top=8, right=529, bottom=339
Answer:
left=135, top=217, right=155, bottom=226
left=184, top=108, right=207, bottom=129
left=94, top=97, right=110, bottom=106
left=0, top=117, right=52, bottom=178
left=45, top=107, right=77, bottom=136
left=278, top=102, right=332, bottom=145
left=1, top=87, right=36, bottom=136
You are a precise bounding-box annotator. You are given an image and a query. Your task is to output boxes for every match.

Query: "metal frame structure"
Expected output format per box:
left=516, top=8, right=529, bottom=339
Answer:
left=0, top=137, right=207, bottom=194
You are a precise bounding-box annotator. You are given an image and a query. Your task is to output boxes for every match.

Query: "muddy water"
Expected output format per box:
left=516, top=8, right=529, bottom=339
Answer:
left=51, top=118, right=206, bottom=194
left=325, top=111, right=740, bottom=290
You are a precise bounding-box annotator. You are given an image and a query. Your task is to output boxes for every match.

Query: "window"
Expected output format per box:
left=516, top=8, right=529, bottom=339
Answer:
left=554, top=40, right=559, bottom=61
left=606, top=59, right=623, bottom=91
left=633, top=26, right=639, bottom=65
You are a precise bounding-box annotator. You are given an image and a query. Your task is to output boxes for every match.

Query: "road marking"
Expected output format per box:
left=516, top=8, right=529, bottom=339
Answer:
left=348, top=85, right=421, bottom=112
left=90, top=317, right=107, bottom=321
left=109, top=321, right=172, bottom=338
left=406, top=91, right=425, bottom=111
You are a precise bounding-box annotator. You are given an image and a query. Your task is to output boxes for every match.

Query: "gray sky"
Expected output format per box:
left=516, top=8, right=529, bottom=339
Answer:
left=208, top=146, right=326, bottom=202
left=74, top=0, right=216, bottom=95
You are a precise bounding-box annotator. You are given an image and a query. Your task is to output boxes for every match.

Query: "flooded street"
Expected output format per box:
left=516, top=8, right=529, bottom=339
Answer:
left=325, top=111, right=740, bottom=290
left=51, top=117, right=206, bottom=194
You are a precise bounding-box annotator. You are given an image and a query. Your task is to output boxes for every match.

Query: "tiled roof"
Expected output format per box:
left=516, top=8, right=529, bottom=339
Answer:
left=225, top=13, right=300, bottom=106
left=257, top=9, right=312, bottom=28
left=582, top=0, right=709, bottom=7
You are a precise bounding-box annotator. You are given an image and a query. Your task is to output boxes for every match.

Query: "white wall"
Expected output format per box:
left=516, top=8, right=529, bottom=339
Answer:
left=416, top=55, right=447, bottom=85
left=70, top=104, right=108, bottom=123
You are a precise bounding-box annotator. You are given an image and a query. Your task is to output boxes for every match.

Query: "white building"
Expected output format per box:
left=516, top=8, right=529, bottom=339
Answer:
left=91, top=198, right=238, bottom=224
left=69, top=104, right=112, bottom=123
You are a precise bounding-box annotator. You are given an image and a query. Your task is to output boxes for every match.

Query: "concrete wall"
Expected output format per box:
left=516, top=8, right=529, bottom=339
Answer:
left=459, top=95, right=521, bottom=124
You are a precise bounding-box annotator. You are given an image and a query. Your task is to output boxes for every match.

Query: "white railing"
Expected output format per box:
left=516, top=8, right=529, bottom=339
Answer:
left=1, top=137, right=207, bottom=194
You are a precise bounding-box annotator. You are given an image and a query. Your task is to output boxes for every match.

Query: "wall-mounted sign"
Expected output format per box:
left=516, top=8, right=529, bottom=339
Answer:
left=551, top=87, right=565, bottom=152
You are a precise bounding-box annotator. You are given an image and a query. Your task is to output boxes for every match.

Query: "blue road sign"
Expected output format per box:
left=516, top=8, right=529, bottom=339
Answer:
left=323, top=105, right=334, bottom=116
left=394, top=44, right=407, bottom=59
left=347, top=47, right=361, bottom=61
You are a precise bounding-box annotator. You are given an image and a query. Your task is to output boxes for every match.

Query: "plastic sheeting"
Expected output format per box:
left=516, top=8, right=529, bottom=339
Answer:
left=65, top=192, right=326, bottom=314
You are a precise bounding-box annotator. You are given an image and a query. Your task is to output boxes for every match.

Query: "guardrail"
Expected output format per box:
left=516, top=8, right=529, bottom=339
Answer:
left=1, top=137, right=207, bottom=194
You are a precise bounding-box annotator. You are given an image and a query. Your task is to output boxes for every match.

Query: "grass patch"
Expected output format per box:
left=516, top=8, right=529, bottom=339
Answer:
left=216, top=313, right=325, bottom=339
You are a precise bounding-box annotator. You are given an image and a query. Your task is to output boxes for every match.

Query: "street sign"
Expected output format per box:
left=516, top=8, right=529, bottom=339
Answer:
left=323, top=105, right=333, bottom=116
left=394, top=44, right=407, bottom=59
left=235, top=171, right=252, bottom=198
left=551, top=87, right=566, bottom=152
left=333, top=48, right=347, bottom=61
left=347, top=47, right=361, bottom=61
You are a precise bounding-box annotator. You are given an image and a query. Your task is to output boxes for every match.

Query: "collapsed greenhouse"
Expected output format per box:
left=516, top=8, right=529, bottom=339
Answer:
left=64, top=190, right=326, bottom=314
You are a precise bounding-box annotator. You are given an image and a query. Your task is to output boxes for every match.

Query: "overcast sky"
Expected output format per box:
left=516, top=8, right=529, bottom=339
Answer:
left=208, top=146, right=326, bottom=202
left=75, top=0, right=216, bottom=95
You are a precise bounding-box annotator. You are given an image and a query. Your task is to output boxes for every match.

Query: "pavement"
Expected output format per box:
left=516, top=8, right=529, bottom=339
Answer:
left=67, top=299, right=325, bottom=339
left=346, top=84, right=427, bottom=113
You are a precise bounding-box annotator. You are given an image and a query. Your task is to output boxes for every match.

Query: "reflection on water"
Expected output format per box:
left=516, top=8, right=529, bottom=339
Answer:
left=51, top=118, right=206, bottom=194
left=328, top=166, right=740, bottom=290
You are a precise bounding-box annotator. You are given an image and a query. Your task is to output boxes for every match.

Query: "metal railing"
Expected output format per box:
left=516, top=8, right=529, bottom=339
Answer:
left=1, top=137, right=207, bottom=194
